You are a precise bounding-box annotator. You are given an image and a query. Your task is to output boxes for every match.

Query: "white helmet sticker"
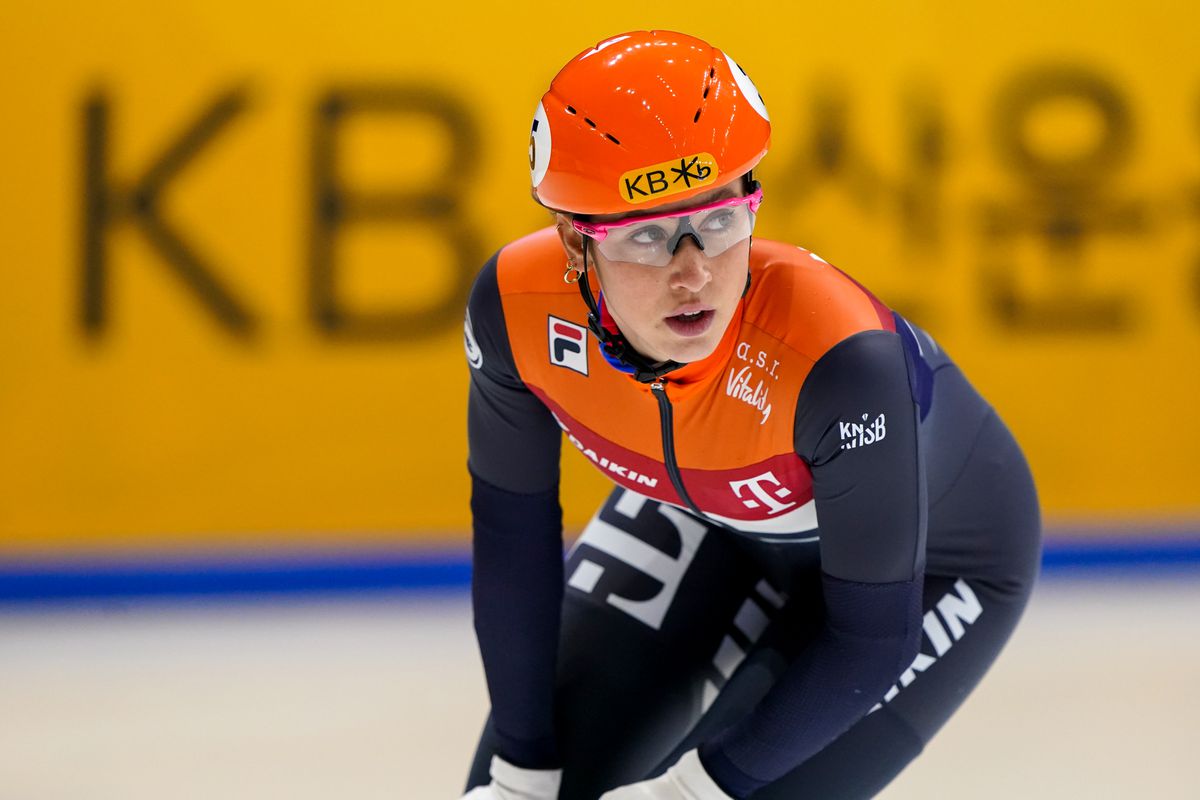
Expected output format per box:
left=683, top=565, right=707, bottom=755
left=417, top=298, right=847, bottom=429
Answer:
left=530, top=101, right=552, bottom=188
left=722, top=52, right=769, bottom=122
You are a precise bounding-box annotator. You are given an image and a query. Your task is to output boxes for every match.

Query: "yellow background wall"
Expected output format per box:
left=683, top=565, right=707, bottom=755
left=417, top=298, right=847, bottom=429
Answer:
left=2, top=1, right=1197, bottom=555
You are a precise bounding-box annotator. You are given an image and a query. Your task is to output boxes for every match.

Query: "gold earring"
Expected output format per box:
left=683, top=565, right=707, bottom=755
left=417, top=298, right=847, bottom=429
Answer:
left=563, top=260, right=583, bottom=284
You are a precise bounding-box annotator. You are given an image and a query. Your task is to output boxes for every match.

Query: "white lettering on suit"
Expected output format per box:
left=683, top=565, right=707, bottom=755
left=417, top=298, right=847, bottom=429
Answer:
left=566, top=491, right=707, bottom=630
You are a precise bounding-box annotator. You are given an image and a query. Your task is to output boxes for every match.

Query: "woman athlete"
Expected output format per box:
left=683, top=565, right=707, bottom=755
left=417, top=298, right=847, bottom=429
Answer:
left=460, top=30, right=1041, bottom=800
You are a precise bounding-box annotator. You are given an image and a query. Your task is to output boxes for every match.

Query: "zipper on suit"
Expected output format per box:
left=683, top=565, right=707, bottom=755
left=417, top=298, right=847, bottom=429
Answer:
left=649, top=380, right=707, bottom=519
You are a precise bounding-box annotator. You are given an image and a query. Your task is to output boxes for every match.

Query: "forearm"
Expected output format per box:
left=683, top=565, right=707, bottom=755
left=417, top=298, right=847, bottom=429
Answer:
left=699, top=572, right=923, bottom=797
left=471, top=473, right=565, bottom=768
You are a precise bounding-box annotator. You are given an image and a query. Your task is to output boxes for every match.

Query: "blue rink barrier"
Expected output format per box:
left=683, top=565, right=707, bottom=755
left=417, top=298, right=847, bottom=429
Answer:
left=0, top=549, right=472, bottom=602
left=1, top=535, right=1198, bottom=602
left=1040, top=537, right=1200, bottom=573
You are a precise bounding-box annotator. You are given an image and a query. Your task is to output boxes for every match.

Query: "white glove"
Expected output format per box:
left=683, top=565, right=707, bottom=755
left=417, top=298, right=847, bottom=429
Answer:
left=598, top=750, right=734, bottom=800
left=460, top=754, right=563, bottom=800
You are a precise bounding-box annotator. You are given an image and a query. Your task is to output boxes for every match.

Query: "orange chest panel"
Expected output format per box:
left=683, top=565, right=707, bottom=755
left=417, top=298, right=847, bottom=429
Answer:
left=495, top=230, right=891, bottom=534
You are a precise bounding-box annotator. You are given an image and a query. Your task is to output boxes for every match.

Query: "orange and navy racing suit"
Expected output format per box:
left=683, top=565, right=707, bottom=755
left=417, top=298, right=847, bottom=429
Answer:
left=463, top=229, right=1041, bottom=799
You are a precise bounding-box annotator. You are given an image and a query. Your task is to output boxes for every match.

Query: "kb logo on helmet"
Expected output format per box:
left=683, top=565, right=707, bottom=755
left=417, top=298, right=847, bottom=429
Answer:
left=619, top=153, right=718, bottom=204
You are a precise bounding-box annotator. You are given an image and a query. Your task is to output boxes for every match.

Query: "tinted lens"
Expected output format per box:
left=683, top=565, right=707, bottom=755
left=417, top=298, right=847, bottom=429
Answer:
left=595, top=205, right=755, bottom=266
left=691, top=204, right=755, bottom=255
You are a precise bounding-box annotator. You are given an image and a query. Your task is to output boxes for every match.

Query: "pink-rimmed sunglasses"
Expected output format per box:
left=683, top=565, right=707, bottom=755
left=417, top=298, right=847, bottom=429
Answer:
left=573, top=187, right=763, bottom=267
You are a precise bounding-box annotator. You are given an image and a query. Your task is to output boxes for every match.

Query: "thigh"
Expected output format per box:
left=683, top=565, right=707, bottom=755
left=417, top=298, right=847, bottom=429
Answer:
left=466, top=488, right=796, bottom=799
left=748, top=414, right=1042, bottom=799
left=739, top=571, right=1031, bottom=800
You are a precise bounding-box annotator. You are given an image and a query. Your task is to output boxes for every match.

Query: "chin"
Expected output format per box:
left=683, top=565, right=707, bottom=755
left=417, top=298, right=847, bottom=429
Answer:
left=663, top=334, right=721, bottom=364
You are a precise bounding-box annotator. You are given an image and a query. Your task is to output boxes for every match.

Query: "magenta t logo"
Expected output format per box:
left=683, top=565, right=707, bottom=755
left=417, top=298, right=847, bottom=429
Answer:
left=729, top=471, right=797, bottom=516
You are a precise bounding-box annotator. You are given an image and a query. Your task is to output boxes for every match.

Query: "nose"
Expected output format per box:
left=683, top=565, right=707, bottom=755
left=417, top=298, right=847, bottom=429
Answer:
left=668, top=237, right=711, bottom=293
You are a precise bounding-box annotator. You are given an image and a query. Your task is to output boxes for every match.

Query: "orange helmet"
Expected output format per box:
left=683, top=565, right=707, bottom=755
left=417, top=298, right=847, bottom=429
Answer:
left=529, top=30, right=771, bottom=215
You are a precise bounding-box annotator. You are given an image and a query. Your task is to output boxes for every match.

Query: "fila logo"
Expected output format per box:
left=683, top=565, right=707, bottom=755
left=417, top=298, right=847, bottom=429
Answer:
left=548, top=316, right=588, bottom=375
left=729, top=471, right=797, bottom=516
left=840, top=413, right=886, bottom=450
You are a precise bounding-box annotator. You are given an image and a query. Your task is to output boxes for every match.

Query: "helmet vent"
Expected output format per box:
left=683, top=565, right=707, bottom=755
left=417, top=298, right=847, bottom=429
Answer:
left=693, top=109, right=702, bottom=123
left=702, top=86, right=710, bottom=99
left=562, top=103, right=613, bottom=140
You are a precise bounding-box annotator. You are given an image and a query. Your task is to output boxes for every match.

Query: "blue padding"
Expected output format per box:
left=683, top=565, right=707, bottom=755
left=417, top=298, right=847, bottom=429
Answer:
left=0, top=551, right=472, bottom=602
left=1041, top=538, right=1200, bottom=571
left=2, top=535, right=1199, bottom=602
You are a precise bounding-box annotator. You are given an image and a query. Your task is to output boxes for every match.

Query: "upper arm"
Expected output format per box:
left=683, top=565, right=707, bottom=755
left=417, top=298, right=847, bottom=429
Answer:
left=466, top=253, right=562, bottom=495
left=794, top=330, right=927, bottom=584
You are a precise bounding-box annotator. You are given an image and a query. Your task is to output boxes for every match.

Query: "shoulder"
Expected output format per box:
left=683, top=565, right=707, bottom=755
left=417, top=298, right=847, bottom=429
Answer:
left=468, top=226, right=595, bottom=384
left=744, top=239, right=896, bottom=365
left=468, top=226, right=572, bottom=338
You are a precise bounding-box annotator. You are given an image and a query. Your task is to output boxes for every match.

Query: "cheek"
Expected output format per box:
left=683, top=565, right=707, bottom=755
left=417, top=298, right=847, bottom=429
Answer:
left=595, top=262, right=659, bottom=318
left=713, top=251, right=750, bottom=298
left=590, top=266, right=648, bottom=328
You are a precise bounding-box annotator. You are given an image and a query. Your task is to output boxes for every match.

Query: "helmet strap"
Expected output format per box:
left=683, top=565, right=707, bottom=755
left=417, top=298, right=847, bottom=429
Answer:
left=577, top=240, right=685, bottom=384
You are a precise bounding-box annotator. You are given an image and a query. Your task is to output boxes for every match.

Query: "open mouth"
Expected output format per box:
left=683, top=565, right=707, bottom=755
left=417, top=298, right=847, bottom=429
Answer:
left=664, top=308, right=715, bottom=337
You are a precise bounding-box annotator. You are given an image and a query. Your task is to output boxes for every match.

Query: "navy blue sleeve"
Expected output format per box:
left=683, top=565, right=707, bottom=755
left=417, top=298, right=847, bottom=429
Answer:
left=796, top=330, right=926, bottom=584
left=470, top=476, right=564, bottom=768
left=699, top=330, right=926, bottom=796
left=465, top=253, right=565, bottom=769
left=466, top=253, right=562, bottom=494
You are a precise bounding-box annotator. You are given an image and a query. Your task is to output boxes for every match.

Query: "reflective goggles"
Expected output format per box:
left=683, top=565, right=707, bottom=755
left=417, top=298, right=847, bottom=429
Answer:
left=572, top=187, right=763, bottom=267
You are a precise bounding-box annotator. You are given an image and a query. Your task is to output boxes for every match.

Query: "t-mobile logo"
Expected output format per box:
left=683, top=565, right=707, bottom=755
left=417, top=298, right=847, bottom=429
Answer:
left=729, top=471, right=797, bottom=515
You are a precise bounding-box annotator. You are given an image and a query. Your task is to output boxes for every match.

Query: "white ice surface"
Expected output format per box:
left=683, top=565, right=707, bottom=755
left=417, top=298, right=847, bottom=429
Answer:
left=0, top=576, right=1197, bottom=799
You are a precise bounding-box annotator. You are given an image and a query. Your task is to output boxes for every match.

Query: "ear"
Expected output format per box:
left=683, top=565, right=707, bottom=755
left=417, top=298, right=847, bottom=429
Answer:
left=554, top=214, right=585, bottom=265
